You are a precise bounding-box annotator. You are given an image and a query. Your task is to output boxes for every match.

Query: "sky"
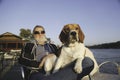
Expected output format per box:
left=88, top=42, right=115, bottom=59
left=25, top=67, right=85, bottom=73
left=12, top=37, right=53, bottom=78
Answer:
left=0, top=0, right=120, bottom=46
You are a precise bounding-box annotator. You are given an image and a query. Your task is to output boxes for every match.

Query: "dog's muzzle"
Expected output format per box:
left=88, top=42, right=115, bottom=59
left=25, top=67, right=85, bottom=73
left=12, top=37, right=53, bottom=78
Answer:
left=69, top=31, right=78, bottom=43
left=70, top=31, right=76, bottom=36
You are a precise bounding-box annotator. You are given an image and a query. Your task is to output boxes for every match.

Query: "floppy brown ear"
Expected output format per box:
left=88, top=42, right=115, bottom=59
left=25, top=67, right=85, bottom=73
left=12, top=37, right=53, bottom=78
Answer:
left=59, top=27, right=68, bottom=44
left=77, top=24, right=85, bottom=43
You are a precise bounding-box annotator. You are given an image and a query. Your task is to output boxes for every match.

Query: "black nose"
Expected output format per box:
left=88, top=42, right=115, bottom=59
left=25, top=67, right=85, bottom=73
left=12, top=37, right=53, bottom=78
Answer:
left=70, top=31, right=76, bottom=36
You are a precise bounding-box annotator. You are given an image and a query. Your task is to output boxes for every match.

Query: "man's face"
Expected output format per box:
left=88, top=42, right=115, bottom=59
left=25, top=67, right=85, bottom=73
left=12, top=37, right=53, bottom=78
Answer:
left=33, top=27, right=47, bottom=44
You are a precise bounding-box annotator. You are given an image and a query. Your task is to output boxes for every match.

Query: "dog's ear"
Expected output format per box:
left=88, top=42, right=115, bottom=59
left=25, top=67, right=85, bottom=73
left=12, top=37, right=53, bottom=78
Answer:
left=77, top=24, right=85, bottom=43
left=59, top=26, right=68, bottom=44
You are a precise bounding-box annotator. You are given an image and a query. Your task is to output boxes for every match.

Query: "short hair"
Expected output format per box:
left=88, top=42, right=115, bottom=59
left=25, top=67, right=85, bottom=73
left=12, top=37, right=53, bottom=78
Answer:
left=33, top=25, right=45, bottom=33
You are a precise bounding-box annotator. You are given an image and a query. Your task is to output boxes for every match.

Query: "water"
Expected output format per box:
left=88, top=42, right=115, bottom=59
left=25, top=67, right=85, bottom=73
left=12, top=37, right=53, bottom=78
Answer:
left=90, top=49, right=120, bottom=63
left=90, top=49, right=120, bottom=74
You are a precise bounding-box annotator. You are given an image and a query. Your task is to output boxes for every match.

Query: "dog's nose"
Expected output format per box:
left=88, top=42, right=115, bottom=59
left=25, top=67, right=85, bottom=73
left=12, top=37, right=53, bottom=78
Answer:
left=70, top=31, right=76, bottom=36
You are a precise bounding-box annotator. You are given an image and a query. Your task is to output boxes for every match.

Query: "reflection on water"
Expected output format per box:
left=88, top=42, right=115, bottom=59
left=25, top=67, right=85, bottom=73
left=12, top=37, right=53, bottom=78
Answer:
left=90, top=49, right=120, bottom=63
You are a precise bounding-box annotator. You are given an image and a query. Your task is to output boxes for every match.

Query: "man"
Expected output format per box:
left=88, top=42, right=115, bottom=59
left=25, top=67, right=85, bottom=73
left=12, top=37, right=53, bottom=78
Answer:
left=18, top=25, right=58, bottom=80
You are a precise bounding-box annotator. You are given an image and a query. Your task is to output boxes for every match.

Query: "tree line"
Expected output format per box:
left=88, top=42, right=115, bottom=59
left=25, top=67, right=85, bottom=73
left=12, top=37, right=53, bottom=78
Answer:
left=87, top=41, right=120, bottom=49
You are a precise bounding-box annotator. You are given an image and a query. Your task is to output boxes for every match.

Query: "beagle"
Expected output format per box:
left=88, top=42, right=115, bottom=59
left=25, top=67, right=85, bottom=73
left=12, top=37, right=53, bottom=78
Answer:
left=53, top=24, right=98, bottom=75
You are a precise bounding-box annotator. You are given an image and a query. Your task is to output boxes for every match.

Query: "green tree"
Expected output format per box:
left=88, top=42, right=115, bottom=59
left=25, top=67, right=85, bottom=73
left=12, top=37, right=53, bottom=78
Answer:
left=19, top=28, right=32, bottom=40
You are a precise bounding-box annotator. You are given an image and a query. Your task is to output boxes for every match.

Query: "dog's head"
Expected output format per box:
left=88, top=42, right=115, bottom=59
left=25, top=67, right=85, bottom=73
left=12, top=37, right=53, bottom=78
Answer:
left=59, top=24, right=85, bottom=45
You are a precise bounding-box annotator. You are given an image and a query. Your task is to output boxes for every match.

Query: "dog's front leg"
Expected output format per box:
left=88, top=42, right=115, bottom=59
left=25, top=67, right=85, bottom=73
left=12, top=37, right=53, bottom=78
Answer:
left=74, top=58, right=83, bottom=74
left=52, top=56, right=63, bottom=73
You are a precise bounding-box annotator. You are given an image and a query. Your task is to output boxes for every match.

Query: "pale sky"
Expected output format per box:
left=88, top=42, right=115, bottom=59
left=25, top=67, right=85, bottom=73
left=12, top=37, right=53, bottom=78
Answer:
left=0, top=0, right=120, bottom=45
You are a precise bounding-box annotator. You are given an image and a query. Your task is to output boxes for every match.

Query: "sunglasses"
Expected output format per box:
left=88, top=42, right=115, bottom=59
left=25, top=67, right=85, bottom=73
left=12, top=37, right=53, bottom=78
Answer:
left=34, top=30, right=45, bottom=34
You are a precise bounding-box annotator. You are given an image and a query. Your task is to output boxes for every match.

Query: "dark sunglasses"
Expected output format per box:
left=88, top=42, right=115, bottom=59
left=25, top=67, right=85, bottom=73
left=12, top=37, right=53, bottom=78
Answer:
left=34, top=30, right=45, bottom=34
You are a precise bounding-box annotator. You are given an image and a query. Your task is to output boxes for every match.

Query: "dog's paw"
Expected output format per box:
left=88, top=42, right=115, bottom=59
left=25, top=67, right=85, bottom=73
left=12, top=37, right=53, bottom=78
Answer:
left=74, top=66, right=82, bottom=74
left=45, top=71, right=50, bottom=76
left=38, top=65, right=42, bottom=69
left=52, top=70, right=58, bottom=74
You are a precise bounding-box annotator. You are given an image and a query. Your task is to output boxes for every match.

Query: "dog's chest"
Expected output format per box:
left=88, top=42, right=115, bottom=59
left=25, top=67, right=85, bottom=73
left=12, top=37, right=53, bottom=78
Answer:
left=62, top=45, right=81, bottom=59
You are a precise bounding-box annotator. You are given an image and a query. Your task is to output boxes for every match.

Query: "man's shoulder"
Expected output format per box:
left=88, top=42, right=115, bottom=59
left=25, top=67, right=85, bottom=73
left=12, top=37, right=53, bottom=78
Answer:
left=23, top=41, right=36, bottom=51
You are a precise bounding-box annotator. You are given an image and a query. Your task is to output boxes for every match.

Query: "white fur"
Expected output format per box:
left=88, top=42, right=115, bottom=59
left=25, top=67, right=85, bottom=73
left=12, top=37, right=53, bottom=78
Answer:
left=44, top=54, right=57, bottom=75
left=53, top=42, right=98, bottom=75
left=39, top=54, right=57, bottom=75
left=53, top=42, right=85, bottom=73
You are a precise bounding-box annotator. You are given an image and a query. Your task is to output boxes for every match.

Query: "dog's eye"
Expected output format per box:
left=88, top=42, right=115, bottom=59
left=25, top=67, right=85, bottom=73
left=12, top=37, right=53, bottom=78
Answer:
left=65, top=27, right=70, bottom=32
left=75, top=27, right=79, bottom=30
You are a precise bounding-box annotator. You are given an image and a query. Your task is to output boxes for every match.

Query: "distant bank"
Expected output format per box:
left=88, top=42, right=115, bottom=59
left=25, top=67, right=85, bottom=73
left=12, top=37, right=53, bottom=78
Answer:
left=87, top=41, right=120, bottom=49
